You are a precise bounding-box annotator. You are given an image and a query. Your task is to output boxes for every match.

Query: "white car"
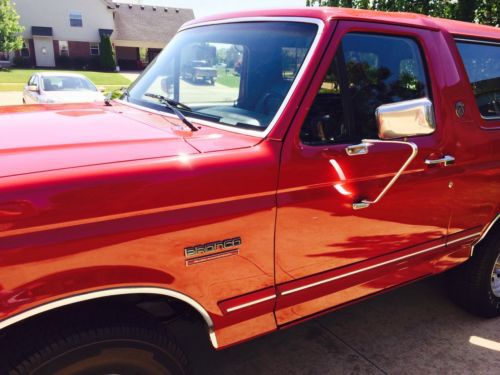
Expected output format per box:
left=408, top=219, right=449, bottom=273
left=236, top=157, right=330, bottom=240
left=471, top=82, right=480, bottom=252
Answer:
left=23, top=72, right=106, bottom=104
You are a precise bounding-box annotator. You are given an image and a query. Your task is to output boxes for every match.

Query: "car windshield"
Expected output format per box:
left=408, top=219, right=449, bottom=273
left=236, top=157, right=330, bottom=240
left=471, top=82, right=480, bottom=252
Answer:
left=127, top=21, right=318, bottom=132
left=42, top=76, right=97, bottom=92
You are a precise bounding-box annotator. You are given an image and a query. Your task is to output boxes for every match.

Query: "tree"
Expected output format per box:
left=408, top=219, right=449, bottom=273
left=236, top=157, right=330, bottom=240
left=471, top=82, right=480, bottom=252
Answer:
left=456, top=0, right=477, bottom=22
left=99, top=34, right=116, bottom=71
left=476, top=0, right=499, bottom=26
left=306, top=0, right=499, bottom=26
left=0, top=0, right=24, bottom=54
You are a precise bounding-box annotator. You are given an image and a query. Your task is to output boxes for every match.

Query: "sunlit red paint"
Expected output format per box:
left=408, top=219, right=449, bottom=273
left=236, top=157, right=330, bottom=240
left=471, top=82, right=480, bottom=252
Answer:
left=0, top=8, right=498, bottom=349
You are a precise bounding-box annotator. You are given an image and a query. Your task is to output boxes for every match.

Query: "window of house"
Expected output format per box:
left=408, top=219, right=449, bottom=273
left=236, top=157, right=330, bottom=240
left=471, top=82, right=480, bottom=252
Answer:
left=59, top=41, right=69, bottom=56
left=301, top=33, right=430, bottom=145
left=20, top=40, right=30, bottom=57
left=456, top=40, right=500, bottom=119
left=69, top=11, right=83, bottom=27
left=90, top=42, right=100, bottom=56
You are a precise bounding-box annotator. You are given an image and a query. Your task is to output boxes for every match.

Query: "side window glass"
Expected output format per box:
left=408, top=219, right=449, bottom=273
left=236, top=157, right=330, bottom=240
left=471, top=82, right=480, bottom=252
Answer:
left=342, top=33, right=429, bottom=139
left=300, top=54, right=349, bottom=144
left=301, top=33, right=430, bottom=145
left=456, top=41, right=500, bottom=119
left=29, top=75, right=38, bottom=87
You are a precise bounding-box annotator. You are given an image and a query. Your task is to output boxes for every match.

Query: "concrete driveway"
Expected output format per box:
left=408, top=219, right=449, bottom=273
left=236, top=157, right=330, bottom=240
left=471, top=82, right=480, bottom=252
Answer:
left=169, top=276, right=499, bottom=374
left=0, top=91, right=23, bottom=106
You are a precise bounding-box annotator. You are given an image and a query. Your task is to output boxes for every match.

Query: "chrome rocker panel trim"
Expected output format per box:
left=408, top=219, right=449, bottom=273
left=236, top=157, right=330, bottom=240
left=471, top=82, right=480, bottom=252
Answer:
left=281, top=232, right=481, bottom=296
left=0, top=286, right=218, bottom=348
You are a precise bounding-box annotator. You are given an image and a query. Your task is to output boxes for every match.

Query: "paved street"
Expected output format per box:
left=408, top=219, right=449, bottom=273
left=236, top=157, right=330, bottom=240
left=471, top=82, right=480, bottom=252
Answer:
left=147, top=76, right=239, bottom=103
left=169, top=276, right=499, bottom=374
left=0, top=72, right=237, bottom=106
left=0, top=91, right=22, bottom=106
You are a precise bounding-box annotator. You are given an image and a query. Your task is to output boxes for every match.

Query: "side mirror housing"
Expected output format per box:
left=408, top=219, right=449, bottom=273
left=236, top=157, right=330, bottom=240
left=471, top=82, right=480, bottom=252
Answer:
left=27, top=85, right=39, bottom=93
left=376, top=98, right=435, bottom=140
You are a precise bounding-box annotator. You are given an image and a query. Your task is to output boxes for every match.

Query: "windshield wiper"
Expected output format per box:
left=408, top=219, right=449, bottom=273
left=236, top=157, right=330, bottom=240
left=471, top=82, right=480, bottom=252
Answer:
left=145, top=92, right=192, bottom=111
left=145, top=93, right=198, bottom=132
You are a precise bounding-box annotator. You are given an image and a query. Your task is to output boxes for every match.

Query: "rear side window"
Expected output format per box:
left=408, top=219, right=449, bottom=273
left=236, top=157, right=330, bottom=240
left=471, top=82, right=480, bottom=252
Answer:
left=456, top=41, right=500, bottom=119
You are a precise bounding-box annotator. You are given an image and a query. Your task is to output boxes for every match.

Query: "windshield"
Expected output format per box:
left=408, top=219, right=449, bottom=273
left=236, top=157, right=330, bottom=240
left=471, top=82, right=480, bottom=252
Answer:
left=127, top=21, right=318, bottom=132
left=42, top=76, right=98, bottom=92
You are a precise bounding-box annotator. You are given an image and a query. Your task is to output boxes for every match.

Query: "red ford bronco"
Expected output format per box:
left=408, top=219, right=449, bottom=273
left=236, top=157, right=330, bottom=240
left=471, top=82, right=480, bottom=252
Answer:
left=0, top=7, right=498, bottom=374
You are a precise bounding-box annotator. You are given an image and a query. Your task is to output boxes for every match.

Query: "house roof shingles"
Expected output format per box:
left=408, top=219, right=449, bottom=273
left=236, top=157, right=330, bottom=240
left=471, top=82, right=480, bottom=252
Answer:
left=112, top=3, right=194, bottom=44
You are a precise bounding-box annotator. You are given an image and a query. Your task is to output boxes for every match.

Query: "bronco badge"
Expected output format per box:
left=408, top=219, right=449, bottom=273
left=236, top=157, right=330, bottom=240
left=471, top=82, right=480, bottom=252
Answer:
left=184, top=237, right=242, bottom=258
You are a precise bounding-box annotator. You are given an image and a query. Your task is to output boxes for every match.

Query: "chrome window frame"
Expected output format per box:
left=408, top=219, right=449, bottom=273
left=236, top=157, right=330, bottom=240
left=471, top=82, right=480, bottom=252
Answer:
left=119, top=17, right=326, bottom=139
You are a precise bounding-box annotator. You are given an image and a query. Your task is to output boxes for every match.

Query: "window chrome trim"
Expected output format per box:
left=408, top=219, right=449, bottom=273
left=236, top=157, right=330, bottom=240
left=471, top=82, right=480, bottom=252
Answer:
left=454, top=37, right=500, bottom=47
left=480, top=115, right=500, bottom=122
left=119, top=17, right=326, bottom=139
left=471, top=214, right=500, bottom=256
left=0, top=286, right=218, bottom=348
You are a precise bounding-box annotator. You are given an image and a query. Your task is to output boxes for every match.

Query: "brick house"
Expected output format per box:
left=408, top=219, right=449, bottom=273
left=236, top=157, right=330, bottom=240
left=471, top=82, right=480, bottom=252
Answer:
left=2, top=0, right=194, bottom=69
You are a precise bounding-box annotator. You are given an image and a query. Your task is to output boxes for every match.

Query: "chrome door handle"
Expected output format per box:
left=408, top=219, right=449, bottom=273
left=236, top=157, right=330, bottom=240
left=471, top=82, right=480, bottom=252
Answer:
left=345, top=142, right=371, bottom=156
left=424, top=155, right=455, bottom=166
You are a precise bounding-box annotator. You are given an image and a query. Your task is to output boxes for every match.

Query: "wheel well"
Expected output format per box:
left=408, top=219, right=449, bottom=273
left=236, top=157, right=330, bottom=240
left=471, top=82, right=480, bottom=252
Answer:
left=0, top=291, right=215, bottom=349
left=472, top=214, right=500, bottom=256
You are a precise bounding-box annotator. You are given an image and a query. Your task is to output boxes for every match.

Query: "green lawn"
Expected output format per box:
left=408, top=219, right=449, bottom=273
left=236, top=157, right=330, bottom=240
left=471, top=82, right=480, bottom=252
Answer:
left=216, top=67, right=240, bottom=88
left=0, top=69, right=131, bottom=92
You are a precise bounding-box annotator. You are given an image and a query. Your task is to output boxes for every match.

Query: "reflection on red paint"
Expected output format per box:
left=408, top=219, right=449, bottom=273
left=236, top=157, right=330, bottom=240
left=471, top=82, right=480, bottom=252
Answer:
left=333, top=183, right=352, bottom=196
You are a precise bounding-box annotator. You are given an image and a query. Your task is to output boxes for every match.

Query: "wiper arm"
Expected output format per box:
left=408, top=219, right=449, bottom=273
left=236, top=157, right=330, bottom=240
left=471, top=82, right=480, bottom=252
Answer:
left=145, top=92, right=192, bottom=111
left=145, top=93, right=198, bottom=132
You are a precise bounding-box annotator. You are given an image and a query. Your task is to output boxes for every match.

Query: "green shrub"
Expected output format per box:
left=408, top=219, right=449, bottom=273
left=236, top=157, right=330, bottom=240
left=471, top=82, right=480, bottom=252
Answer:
left=88, top=56, right=101, bottom=71
left=56, top=55, right=71, bottom=69
left=71, top=56, right=88, bottom=69
left=100, top=35, right=116, bottom=71
left=12, top=56, right=32, bottom=68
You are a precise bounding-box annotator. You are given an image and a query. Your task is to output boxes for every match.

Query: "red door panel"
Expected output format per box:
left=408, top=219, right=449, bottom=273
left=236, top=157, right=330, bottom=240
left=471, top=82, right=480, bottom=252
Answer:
left=275, top=21, right=456, bottom=325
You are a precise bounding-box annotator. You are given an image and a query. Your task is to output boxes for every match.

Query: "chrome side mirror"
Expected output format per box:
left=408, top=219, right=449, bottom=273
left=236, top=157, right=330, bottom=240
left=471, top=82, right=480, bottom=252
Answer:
left=27, top=85, right=39, bottom=93
left=376, top=98, right=435, bottom=140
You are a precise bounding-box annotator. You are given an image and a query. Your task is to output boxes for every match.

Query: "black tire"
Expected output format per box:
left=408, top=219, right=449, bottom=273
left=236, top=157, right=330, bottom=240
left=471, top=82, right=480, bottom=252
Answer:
left=449, top=230, right=500, bottom=318
left=4, top=308, right=190, bottom=375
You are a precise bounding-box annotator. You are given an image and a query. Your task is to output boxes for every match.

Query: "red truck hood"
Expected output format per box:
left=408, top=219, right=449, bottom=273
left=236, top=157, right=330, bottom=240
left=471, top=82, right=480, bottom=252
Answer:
left=0, top=102, right=261, bottom=178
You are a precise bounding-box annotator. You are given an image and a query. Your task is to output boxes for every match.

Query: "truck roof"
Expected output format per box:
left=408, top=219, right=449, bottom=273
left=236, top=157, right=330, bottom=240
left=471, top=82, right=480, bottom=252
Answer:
left=186, top=7, right=499, bottom=42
